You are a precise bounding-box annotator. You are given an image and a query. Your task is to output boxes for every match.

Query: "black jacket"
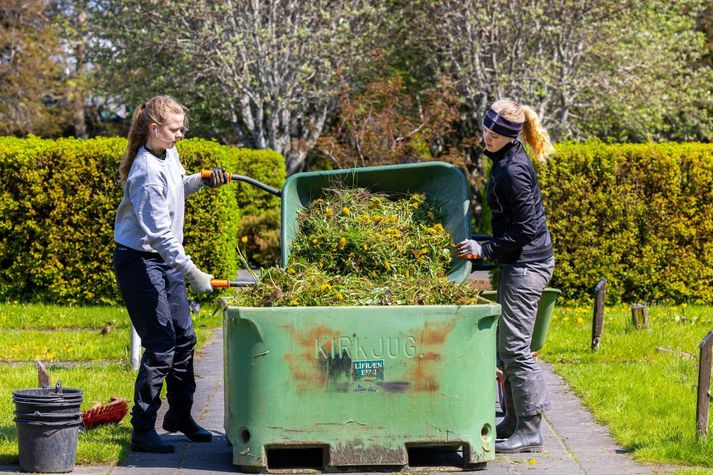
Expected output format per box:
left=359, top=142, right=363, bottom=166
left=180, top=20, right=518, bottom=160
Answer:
left=481, top=141, right=553, bottom=264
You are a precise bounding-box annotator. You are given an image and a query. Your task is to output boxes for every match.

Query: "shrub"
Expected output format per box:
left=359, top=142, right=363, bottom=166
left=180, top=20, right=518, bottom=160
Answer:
left=0, top=136, right=284, bottom=304
left=539, top=142, right=713, bottom=304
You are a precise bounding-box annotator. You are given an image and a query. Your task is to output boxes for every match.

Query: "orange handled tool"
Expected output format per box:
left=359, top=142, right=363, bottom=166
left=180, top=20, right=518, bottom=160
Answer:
left=210, top=279, right=255, bottom=288
left=200, top=170, right=281, bottom=197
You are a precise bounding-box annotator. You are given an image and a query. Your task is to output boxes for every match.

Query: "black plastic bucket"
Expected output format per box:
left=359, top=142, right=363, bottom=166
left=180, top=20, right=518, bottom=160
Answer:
left=12, top=387, right=84, bottom=473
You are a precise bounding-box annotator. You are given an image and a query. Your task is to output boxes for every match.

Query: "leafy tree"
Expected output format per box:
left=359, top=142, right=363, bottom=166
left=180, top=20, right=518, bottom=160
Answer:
left=432, top=0, right=712, bottom=142
left=0, top=0, right=66, bottom=136
left=90, top=0, right=387, bottom=174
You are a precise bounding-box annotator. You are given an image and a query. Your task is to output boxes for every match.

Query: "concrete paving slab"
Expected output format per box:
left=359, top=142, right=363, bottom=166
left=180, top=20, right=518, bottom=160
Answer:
left=0, top=328, right=671, bottom=474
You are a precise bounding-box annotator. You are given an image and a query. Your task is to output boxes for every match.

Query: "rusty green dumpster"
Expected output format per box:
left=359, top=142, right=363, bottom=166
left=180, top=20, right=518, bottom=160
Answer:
left=223, top=303, right=500, bottom=471
left=223, top=162, right=499, bottom=471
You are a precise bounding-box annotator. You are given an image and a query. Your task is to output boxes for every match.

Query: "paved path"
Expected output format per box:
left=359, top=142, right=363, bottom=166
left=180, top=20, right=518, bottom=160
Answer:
left=1, top=328, right=668, bottom=474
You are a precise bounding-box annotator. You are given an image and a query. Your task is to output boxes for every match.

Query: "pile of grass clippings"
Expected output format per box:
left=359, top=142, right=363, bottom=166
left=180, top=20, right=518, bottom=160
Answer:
left=232, top=187, right=481, bottom=307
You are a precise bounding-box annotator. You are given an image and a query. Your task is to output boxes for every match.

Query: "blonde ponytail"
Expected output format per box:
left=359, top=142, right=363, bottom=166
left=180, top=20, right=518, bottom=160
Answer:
left=119, top=107, right=148, bottom=184
left=490, top=99, right=554, bottom=164
left=521, top=106, right=554, bottom=163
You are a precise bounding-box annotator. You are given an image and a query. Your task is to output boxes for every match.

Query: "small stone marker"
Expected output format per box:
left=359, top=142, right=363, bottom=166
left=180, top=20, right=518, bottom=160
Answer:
left=631, top=304, right=648, bottom=329
left=591, top=278, right=606, bottom=350
left=697, top=330, right=713, bottom=438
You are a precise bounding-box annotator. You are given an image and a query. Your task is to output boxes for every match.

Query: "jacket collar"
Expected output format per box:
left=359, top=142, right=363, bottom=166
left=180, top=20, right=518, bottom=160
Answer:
left=483, top=140, right=520, bottom=163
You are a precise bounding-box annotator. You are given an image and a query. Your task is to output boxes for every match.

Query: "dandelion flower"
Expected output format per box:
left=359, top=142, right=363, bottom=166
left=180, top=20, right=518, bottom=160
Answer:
left=240, top=236, right=249, bottom=244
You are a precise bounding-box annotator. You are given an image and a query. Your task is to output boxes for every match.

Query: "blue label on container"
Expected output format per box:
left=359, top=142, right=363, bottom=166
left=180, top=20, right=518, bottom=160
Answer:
left=352, top=360, right=384, bottom=391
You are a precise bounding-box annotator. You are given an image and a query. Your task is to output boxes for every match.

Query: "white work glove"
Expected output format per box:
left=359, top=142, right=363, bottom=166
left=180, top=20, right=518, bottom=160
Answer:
left=456, top=239, right=483, bottom=259
left=186, top=268, right=214, bottom=294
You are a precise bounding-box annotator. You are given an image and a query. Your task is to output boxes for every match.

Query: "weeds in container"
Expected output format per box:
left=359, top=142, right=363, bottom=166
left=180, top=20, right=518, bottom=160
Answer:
left=232, top=187, right=480, bottom=307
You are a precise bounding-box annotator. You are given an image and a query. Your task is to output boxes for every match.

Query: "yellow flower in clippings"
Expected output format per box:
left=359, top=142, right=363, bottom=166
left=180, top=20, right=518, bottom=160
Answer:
left=359, top=214, right=372, bottom=224
left=420, top=247, right=428, bottom=255
left=291, top=299, right=299, bottom=305
left=363, top=244, right=368, bottom=250
left=529, top=459, right=537, bottom=465
left=240, top=235, right=249, bottom=244
left=320, top=283, right=332, bottom=291
left=432, top=223, right=444, bottom=233
left=336, top=292, right=344, bottom=301
left=577, top=317, right=584, bottom=324
left=369, top=197, right=382, bottom=209
left=338, top=237, right=347, bottom=250
left=312, top=238, right=318, bottom=244
left=563, top=317, right=570, bottom=322
left=385, top=261, right=391, bottom=271
left=325, top=207, right=334, bottom=216
left=342, top=207, right=351, bottom=216
left=287, top=267, right=296, bottom=275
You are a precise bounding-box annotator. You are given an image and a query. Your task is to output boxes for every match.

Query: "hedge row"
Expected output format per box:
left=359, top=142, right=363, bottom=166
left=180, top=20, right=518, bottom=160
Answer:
left=538, top=142, right=713, bottom=304
left=0, top=136, right=284, bottom=305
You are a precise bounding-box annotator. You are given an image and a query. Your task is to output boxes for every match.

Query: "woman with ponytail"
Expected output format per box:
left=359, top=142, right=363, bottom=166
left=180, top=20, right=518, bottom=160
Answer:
left=113, top=95, right=228, bottom=453
left=456, top=99, right=555, bottom=454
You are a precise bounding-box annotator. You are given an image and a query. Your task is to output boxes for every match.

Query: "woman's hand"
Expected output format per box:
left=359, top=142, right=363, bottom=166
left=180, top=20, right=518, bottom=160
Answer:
left=201, top=167, right=229, bottom=188
left=456, top=239, right=482, bottom=259
left=187, top=268, right=214, bottom=293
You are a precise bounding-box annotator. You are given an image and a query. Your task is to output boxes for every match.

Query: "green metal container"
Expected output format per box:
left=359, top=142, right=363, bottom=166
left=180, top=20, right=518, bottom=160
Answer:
left=279, top=162, right=472, bottom=283
left=223, top=303, right=500, bottom=471
left=480, top=288, right=561, bottom=352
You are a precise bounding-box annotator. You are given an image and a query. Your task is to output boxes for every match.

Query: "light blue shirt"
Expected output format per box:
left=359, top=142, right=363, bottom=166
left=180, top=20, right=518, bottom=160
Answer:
left=114, top=146, right=203, bottom=276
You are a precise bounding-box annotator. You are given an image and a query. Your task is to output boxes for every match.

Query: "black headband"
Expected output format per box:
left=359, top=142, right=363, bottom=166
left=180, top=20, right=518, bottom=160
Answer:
left=483, top=108, right=523, bottom=138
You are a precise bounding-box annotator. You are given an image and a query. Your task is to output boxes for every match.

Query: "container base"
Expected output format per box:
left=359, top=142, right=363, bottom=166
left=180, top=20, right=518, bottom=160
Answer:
left=235, top=443, right=489, bottom=473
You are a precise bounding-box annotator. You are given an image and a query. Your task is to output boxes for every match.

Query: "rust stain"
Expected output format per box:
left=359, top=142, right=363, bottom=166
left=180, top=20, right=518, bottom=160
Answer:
left=419, top=319, right=457, bottom=345
left=282, top=324, right=341, bottom=391
left=404, top=320, right=457, bottom=392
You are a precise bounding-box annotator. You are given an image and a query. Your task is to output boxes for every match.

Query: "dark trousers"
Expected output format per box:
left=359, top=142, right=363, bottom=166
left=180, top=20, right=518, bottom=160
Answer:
left=113, top=246, right=197, bottom=432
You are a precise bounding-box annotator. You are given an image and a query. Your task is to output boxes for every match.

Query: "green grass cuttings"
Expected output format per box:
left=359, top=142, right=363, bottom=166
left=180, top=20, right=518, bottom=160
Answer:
left=542, top=303, right=713, bottom=467
left=0, top=363, right=135, bottom=465
left=233, top=187, right=480, bottom=307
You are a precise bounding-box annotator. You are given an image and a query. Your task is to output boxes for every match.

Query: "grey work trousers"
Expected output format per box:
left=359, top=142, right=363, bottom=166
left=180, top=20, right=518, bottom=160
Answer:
left=497, top=257, right=555, bottom=418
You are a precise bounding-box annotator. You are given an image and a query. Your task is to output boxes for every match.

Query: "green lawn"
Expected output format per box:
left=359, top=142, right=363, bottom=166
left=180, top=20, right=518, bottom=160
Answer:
left=0, top=303, right=222, bottom=465
left=541, top=303, right=713, bottom=468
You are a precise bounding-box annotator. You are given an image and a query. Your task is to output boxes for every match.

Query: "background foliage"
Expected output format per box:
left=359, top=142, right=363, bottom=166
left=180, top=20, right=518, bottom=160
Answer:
left=5, top=1, right=710, bottom=172
left=540, top=142, right=713, bottom=304
left=0, top=137, right=283, bottom=304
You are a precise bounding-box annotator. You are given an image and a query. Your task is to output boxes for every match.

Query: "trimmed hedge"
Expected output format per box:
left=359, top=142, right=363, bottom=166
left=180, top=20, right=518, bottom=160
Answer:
left=0, top=136, right=284, bottom=305
left=538, top=142, right=713, bottom=304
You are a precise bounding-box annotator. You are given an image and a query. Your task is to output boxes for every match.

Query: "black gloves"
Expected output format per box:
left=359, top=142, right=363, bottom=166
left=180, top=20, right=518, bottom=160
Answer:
left=201, top=167, right=229, bottom=188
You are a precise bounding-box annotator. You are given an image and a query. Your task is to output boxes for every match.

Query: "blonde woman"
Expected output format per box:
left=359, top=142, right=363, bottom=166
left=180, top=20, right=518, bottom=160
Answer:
left=113, top=96, right=227, bottom=453
left=457, top=99, right=555, bottom=454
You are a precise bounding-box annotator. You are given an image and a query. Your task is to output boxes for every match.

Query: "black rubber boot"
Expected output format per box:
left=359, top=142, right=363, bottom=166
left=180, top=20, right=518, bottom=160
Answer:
left=131, top=428, right=175, bottom=453
left=495, top=414, right=543, bottom=454
left=162, top=410, right=212, bottom=442
left=495, top=413, right=517, bottom=441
